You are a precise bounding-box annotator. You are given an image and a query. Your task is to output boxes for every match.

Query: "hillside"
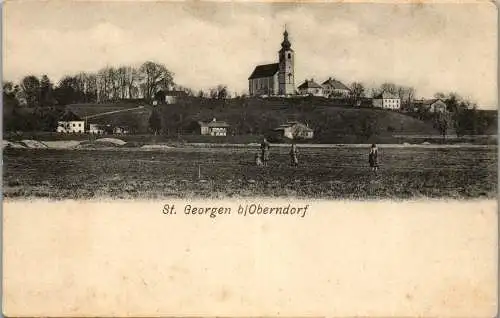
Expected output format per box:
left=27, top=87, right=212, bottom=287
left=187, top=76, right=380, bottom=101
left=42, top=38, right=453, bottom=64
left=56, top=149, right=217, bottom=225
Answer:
left=59, top=97, right=445, bottom=143
left=157, top=97, right=442, bottom=143
left=66, top=102, right=152, bottom=133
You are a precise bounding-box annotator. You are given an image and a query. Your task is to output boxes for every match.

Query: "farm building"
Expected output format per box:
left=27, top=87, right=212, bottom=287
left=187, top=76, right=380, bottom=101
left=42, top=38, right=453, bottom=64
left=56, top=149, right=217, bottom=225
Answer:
left=88, top=123, right=106, bottom=134
left=154, top=90, right=188, bottom=105
left=297, top=79, right=324, bottom=96
left=113, top=126, right=130, bottom=135
left=274, top=121, right=314, bottom=140
left=412, top=99, right=447, bottom=113
left=321, top=77, right=351, bottom=98
left=372, top=92, right=401, bottom=110
left=196, top=118, right=230, bottom=136
left=56, top=111, right=85, bottom=133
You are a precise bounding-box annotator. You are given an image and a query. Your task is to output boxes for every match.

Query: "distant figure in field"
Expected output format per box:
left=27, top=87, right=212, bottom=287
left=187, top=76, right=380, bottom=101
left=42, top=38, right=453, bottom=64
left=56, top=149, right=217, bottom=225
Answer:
left=369, top=143, right=379, bottom=172
left=290, top=143, right=299, bottom=167
left=260, top=138, right=270, bottom=167
left=255, top=153, right=263, bottom=167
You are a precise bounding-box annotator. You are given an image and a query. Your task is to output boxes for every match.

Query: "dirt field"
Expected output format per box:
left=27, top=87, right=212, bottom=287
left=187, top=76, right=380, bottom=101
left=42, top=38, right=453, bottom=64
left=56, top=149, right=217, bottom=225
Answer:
left=3, top=146, right=497, bottom=200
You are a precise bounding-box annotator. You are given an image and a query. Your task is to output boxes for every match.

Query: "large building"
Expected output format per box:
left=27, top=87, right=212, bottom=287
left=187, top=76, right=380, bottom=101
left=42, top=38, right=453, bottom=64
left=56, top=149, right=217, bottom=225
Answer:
left=372, top=91, right=401, bottom=110
left=56, top=111, right=85, bottom=134
left=297, top=79, right=324, bottom=96
left=321, top=77, right=351, bottom=98
left=248, top=29, right=295, bottom=96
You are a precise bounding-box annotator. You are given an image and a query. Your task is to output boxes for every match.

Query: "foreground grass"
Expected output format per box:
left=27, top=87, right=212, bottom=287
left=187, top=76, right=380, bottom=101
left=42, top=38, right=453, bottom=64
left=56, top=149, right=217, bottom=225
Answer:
left=3, top=147, right=497, bottom=200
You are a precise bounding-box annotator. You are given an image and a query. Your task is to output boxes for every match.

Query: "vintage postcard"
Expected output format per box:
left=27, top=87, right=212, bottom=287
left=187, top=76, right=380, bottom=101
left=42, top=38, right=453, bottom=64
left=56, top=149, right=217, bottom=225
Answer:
left=2, top=0, right=498, bottom=317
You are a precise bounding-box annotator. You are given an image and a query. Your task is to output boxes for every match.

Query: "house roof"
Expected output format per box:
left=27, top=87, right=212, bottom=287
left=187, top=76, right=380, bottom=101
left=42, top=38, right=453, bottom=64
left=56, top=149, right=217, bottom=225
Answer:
left=198, top=120, right=230, bottom=128
left=59, top=111, right=82, bottom=121
left=298, top=79, right=323, bottom=89
left=321, top=77, right=350, bottom=90
left=274, top=121, right=313, bottom=131
left=413, top=99, right=446, bottom=106
left=374, top=91, right=399, bottom=99
left=248, top=63, right=279, bottom=79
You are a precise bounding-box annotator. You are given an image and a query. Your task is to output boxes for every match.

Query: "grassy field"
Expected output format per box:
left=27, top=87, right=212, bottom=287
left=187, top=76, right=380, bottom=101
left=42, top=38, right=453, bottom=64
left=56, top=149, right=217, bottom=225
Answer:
left=3, top=146, right=497, bottom=200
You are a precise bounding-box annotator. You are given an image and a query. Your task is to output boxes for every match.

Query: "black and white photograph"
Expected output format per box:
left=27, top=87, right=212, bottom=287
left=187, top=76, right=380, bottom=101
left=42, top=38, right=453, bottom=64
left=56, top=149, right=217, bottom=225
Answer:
left=3, top=1, right=497, bottom=200
left=2, top=1, right=498, bottom=317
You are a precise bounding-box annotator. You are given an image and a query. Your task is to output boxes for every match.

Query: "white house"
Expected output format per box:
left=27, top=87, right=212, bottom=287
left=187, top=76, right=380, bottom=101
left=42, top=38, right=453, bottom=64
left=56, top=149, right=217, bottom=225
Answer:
left=56, top=111, right=85, bottom=133
left=88, top=123, right=105, bottom=134
left=372, top=92, right=401, bottom=110
left=297, top=79, right=324, bottom=96
left=197, top=118, right=230, bottom=137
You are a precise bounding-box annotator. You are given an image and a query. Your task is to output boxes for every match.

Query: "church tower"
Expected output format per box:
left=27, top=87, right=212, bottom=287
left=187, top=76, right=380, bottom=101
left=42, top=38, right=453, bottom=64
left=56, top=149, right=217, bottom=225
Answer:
left=278, top=28, right=295, bottom=95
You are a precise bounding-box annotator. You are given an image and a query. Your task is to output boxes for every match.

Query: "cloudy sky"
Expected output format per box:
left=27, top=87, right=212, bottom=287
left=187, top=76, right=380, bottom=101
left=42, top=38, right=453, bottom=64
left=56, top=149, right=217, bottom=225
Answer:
left=4, top=1, right=498, bottom=108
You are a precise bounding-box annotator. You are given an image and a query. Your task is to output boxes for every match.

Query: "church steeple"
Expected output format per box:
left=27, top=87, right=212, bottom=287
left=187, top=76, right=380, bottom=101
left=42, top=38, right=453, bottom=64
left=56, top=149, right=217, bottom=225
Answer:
left=281, top=27, right=292, bottom=51
left=278, top=26, right=295, bottom=95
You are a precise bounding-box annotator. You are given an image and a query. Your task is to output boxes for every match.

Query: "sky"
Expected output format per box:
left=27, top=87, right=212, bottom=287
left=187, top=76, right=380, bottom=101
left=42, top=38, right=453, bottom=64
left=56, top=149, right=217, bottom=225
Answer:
left=3, top=0, right=498, bottom=109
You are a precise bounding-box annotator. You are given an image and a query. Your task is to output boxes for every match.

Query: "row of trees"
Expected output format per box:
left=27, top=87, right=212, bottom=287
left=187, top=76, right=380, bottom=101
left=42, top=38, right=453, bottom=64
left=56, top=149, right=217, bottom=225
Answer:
left=5, top=61, right=176, bottom=108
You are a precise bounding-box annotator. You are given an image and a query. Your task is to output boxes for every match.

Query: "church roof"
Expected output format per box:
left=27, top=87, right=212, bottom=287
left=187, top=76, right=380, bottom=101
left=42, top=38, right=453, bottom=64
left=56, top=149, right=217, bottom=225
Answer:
left=248, top=63, right=279, bottom=79
left=321, top=77, right=350, bottom=90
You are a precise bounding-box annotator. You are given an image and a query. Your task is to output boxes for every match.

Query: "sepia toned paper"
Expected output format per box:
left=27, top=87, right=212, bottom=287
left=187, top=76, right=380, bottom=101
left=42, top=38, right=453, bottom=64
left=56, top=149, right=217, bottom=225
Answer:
left=2, top=0, right=498, bottom=317
left=3, top=199, right=498, bottom=317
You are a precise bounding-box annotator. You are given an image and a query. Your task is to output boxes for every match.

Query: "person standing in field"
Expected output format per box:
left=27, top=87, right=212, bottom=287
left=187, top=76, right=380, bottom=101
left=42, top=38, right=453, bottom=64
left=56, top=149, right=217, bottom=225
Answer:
left=261, top=137, right=270, bottom=167
left=369, top=143, right=379, bottom=172
left=290, top=143, right=299, bottom=167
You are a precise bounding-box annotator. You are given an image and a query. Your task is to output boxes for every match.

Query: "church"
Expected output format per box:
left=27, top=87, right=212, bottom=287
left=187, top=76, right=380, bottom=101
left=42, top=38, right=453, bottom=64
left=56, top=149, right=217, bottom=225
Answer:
left=248, top=29, right=295, bottom=96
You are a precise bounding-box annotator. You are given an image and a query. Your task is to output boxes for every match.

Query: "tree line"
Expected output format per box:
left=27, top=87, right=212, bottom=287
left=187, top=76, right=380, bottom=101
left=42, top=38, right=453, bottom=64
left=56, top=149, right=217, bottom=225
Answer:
left=5, top=61, right=177, bottom=108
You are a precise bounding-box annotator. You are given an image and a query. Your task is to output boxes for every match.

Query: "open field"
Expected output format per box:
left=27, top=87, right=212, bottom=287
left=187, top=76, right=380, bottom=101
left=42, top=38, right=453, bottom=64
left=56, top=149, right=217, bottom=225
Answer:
left=3, top=146, right=497, bottom=200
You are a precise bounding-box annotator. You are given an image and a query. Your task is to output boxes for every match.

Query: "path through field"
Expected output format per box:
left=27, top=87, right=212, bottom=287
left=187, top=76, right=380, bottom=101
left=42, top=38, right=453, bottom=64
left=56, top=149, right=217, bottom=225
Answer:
left=3, top=146, right=497, bottom=199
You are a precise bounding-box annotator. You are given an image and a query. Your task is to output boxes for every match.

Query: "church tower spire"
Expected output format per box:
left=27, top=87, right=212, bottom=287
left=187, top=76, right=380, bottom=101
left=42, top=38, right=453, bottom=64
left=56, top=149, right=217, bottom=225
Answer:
left=281, top=26, right=291, bottom=51
left=278, top=26, right=295, bottom=96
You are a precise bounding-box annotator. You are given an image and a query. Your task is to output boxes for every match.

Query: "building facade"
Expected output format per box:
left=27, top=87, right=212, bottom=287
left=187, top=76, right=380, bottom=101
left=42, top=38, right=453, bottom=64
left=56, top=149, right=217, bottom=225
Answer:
left=249, top=29, right=295, bottom=96
left=56, top=111, right=85, bottom=133
left=274, top=121, right=314, bottom=140
left=297, top=79, right=324, bottom=96
left=197, top=118, right=230, bottom=137
left=321, top=77, right=351, bottom=98
left=372, top=92, right=401, bottom=110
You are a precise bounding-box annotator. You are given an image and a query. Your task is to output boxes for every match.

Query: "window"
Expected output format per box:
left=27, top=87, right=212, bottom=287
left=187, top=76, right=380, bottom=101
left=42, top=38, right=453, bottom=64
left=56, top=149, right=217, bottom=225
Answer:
left=288, top=53, right=291, bottom=59
left=72, top=123, right=75, bottom=127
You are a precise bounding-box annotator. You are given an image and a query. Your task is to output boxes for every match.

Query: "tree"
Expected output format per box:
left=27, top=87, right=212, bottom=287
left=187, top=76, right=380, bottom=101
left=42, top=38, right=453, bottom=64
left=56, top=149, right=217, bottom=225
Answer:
left=39, top=75, right=54, bottom=107
left=217, top=85, right=228, bottom=99
left=380, top=82, right=397, bottom=95
left=20, top=75, right=41, bottom=107
left=149, top=108, right=162, bottom=135
left=139, top=61, right=174, bottom=102
left=54, top=76, right=79, bottom=105
left=434, top=111, right=450, bottom=140
left=349, top=82, right=365, bottom=100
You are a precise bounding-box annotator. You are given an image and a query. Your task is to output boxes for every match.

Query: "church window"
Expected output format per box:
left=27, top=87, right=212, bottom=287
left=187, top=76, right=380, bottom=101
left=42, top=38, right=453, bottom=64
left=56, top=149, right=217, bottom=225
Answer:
left=288, top=53, right=291, bottom=59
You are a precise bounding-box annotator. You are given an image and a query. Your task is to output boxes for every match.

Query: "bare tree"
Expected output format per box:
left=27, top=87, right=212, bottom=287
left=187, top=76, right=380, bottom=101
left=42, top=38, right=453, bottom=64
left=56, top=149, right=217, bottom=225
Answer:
left=349, top=82, right=365, bottom=100
left=139, top=61, right=174, bottom=102
left=380, top=82, right=397, bottom=95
